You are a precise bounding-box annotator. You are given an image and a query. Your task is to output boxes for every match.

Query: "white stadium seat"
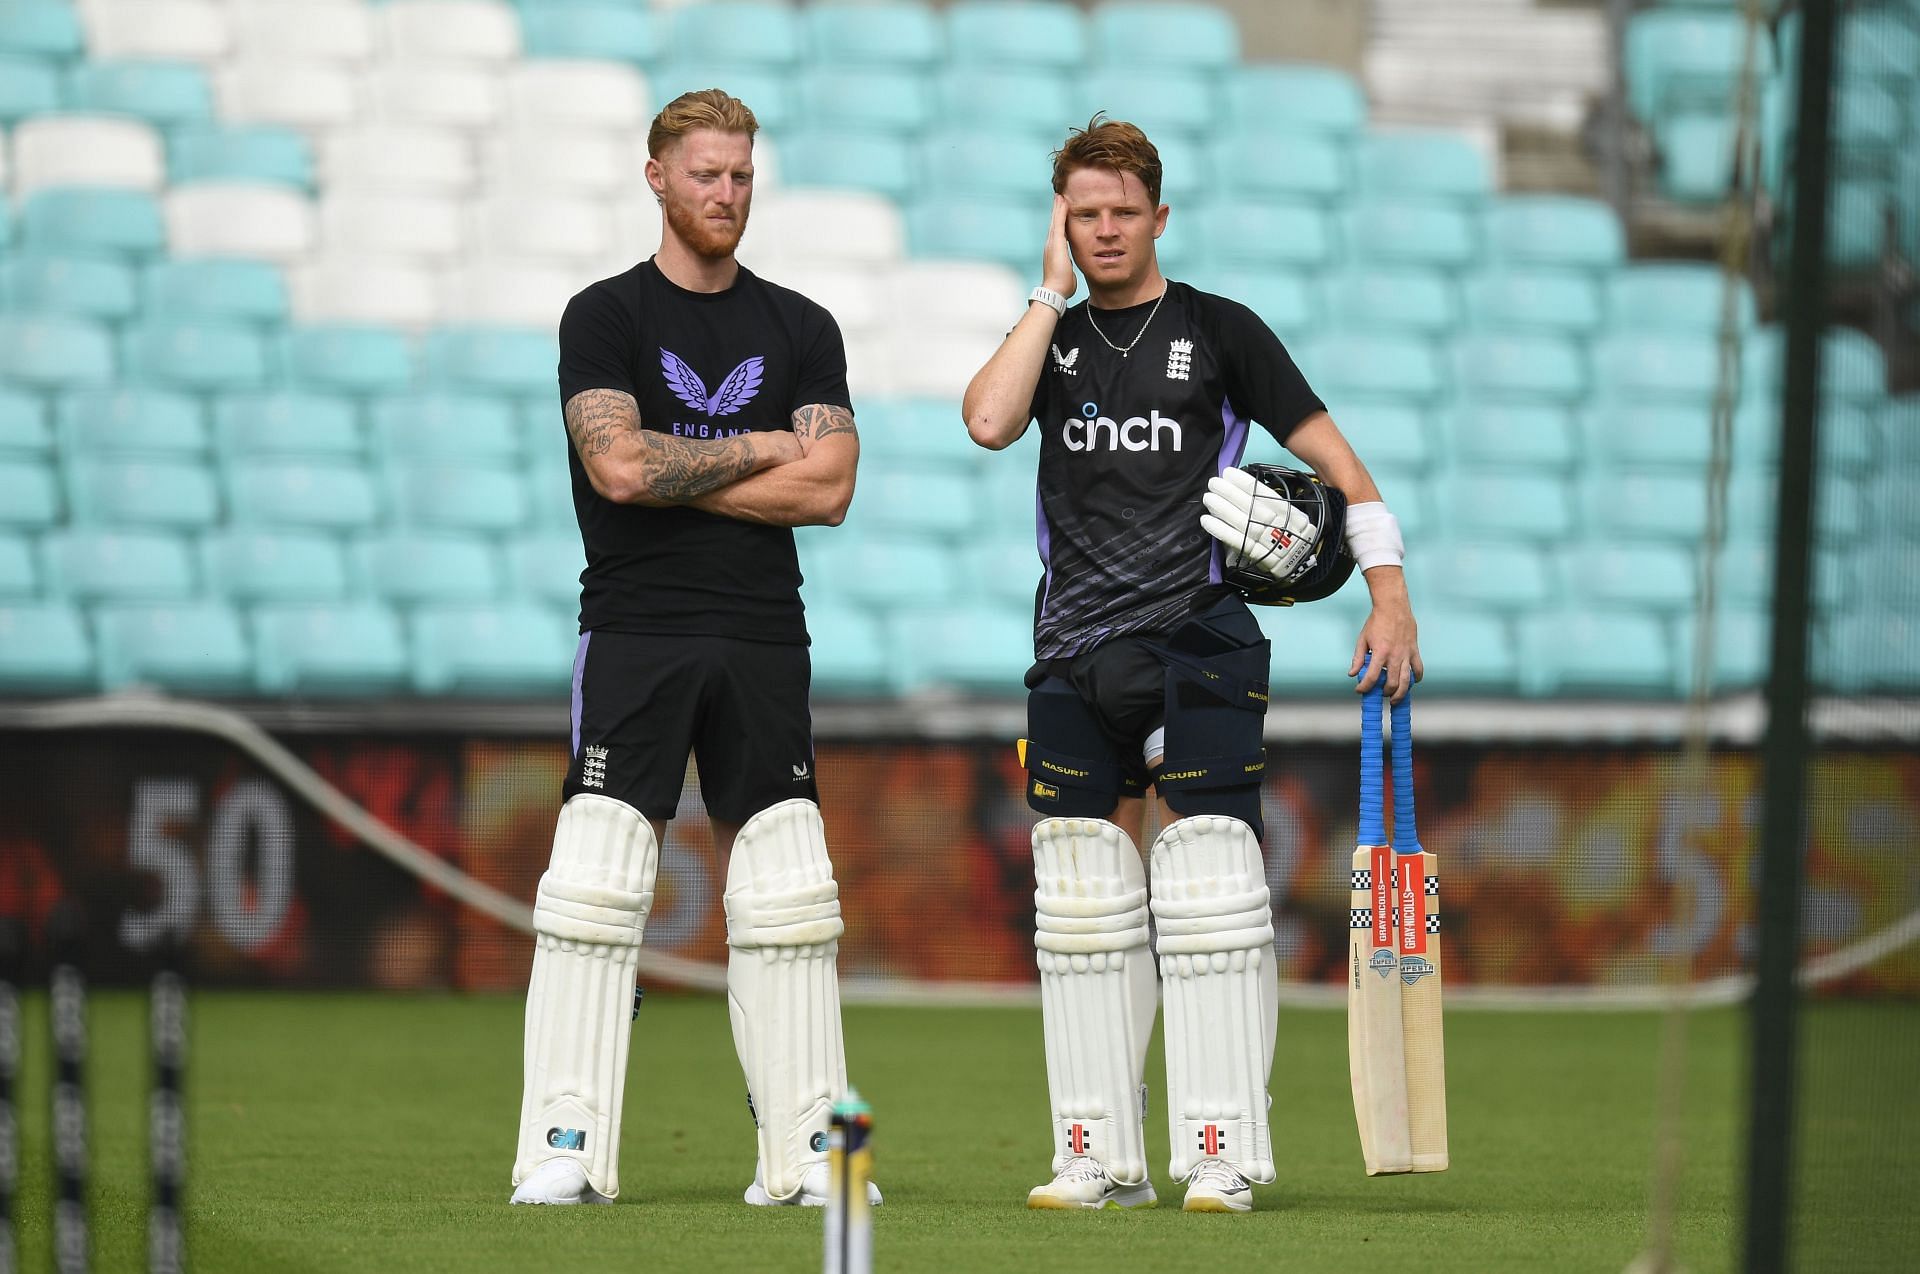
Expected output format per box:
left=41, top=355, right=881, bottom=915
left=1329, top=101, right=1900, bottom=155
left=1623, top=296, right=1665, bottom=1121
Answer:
left=760, top=266, right=885, bottom=339
left=888, top=260, right=1026, bottom=331
left=216, top=62, right=361, bottom=130
left=605, top=203, right=664, bottom=266
left=439, top=261, right=585, bottom=329
left=503, top=61, right=650, bottom=130
left=470, top=195, right=614, bottom=264
left=292, top=258, right=442, bottom=327
left=377, top=0, right=522, bottom=64
left=320, top=126, right=476, bottom=194
left=365, top=63, right=502, bottom=128
left=884, top=328, right=1002, bottom=400
left=80, top=0, right=230, bottom=61
left=165, top=183, right=317, bottom=262
left=482, top=130, right=634, bottom=197
left=11, top=115, right=165, bottom=194
left=319, top=191, right=466, bottom=261
left=745, top=192, right=904, bottom=267
left=842, top=333, right=896, bottom=401
left=229, top=1, right=374, bottom=63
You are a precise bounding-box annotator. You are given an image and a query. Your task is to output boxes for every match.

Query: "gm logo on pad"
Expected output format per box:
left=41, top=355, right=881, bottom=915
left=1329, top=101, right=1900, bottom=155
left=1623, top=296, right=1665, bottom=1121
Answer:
left=811, top=1130, right=830, bottom=1153
left=547, top=1127, right=586, bottom=1152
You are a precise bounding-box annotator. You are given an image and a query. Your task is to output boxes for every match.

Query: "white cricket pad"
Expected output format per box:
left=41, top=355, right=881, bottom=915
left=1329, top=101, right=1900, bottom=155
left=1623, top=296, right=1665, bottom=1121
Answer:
left=1150, top=815, right=1279, bottom=1183
left=724, top=799, right=849, bottom=1204
left=513, top=794, right=658, bottom=1199
left=1032, top=817, right=1157, bottom=1187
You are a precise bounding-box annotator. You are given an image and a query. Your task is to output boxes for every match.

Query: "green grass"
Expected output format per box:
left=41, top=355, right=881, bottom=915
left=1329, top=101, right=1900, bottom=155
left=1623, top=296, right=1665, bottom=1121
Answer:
left=8, top=992, right=1757, bottom=1272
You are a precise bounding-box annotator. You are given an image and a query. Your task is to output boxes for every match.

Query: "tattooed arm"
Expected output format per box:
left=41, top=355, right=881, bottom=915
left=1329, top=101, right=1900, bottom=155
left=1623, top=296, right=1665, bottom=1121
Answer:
left=564, top=388, right=801, bottom=506
left=687, top=404, right=860, bottom=527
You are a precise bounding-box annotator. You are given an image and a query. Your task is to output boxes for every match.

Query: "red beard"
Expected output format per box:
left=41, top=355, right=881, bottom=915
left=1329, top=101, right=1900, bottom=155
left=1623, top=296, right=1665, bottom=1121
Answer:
left=664, top=195, right=746, bottom=260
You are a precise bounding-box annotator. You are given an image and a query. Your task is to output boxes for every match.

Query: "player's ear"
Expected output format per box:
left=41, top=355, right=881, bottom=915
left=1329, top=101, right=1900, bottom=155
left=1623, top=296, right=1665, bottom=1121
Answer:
left=643, top=154, right=666, bottom=199
left=1153, top=203, right=1170, bottom=238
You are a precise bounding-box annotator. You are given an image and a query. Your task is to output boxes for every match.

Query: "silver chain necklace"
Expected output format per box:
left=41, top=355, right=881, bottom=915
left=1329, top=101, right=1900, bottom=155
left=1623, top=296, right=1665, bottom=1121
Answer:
left=1085, top=288, right=1167, bottom=358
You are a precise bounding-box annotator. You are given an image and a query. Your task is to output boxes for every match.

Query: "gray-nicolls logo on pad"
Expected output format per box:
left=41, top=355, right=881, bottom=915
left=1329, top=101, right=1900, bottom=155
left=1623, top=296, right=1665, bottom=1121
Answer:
left=1166, top=339, right=1193, bottom=381
left=581, top=745, right=610, bottom=789
left=1051, top=344, right=1079, bottom=376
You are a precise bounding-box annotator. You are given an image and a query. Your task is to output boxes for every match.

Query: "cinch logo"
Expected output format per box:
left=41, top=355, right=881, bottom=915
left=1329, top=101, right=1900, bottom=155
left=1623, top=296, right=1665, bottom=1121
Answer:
left=547, top=1127, right=586, bottom=1151
left=1062, top=410, right=1183, bottom=453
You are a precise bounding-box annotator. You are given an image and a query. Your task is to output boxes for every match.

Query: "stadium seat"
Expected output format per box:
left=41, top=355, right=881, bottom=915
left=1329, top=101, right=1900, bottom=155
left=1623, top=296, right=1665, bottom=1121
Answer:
left=291, top=257, right=441, bottom=327
left=917, top=127, right=1056, bottom=200
left=1517, top=609, right=1677, bottom=696
left=78, top=0, right=230, bottom=62
left=1453, top=333, right=1587, bottom=404
left=887, top=604, right=1032, bottom=694
left=1625, top=8, right=1772, bottom=124
left=1591, top=331, right=1724, bottom=404
left=778, top=130, right=916, bottom=201
left=1325, top=266, right=1458, bottom=334
left=1423, top=540, right=1555, bottom=611
left=213, top=61, right=360, bottom=131
left=1091, top=3, right=1239, bottom=71
left=318, top=125, right=474, bottom=194
left=41, top=528, right=195, bottom=601
left=1344, top=200, right=1478, bottom=270
left=1196, top=202, right=1334, bottom=270
left=1225, top=63, right=1366, bottom=137
left=470, top=196, right=614, bottom=266
left=0, top=54, right=59, bottom=121
left=0, top=459, right=60, bottom=529
left=517, top=3, right=660, bottom=63
left=883, top=329, right=1002, bottom=403
left=368, top=394, right=520, bottom=462
left=672, top=1, right=800, bottom=65
left=1300, top=333, right=1444, bottom=404
left=213, top=391, right=362, bottom=460
left=0, top=393, right=53, bottom=457
left=422, top=328, right=557, bottom=397
left=227, top=0, right=373, bottom=63
left=410, top=603, right=573, bottom=696
left=94, top=602, right=252, bottom=693
left=1733, top=400, right=1877, bottom=474
left=1588, top=399, right=1714, bottom=470
left=1608, top=264, right=1755, bottom=332
left=648, top=62, right=797, bottom=131
left=806, top=2, right=942, bottom=67
left=933, top=66, right=1074, bottom=133
left=481, top=131, right=632, bottom=199
left=1485, top=197, right=1625, bottom=272
left=904, top=197, right=1033, bottom=275
left=1212, top=128, right=1348, bottom=203
left=11, top=115, right=166, bottom=194
left=1652, top=112, right=1743, bottom=204
left=65, top=61, right=214, bottom=127
left=1183, top=267, right=1319, bottom=338
left=386, top=460, right=531, bottom=534
left=1463, top=269, right=1603, bottom=335
left=1741, top=326, right=1887, bottom=406
left=1823, top=610, right=1920, bottom=694
left=202, top=529, right=351, bottom=603
left=857, top=461, right=979, bottom=537
left=1441, top=470, right=1573, bottom=541
left=0, top=315, right=116, bottom=389
left=318, top=191, right=465, bottom=262
left=375, top=0, right=520, bottom=64
left=1354, top=129, right=1493, bottom=202
left=364, top=62, right=503, bottom=130
left=57, top=389, right=206, bottom=458
left=20, top=189, right=167, bottom=258
left=506, top=532, right=585, bottom=610
left=1256, top=605, right=1358, bottom=692
left=252, top=603, right=411, bottom=695
left=1077, top=67, right=1214, bottom=139
left=0, top=253, right=140, bottom=322
left=805, top=602, right=891, bottom=695
left=226, top=458, right=381, bottom=530
left=0, top=2, right=83, bottom=58
left=143, top=258, right=289, bottom=324
left=1589, top=470, right=1710, bottom=542
left=164, top=182, right=316, bottom=262
left=962, top=534, right=1043, bottom=610
left=1564, top=542, right=1696, bottom=612
left=752, top=191, right=905, bottom=266
left=1715, top=539, right=1849, bottom=613
left=1882, top=396, right=1920, bottom=470
left=1324, top=401, right=1432, bottom=472
left=857, top=398, right=983, bottom=467
left=356, top=531, right=502, bottom=604
left=813, top=536, right=959, bottom=607
left=1406, top=606, right=1518, bottom=692
left=0, top=534, right=36, bottom=597
left=284, top=325, right=416, bottom=395
left=64, top=457, right=220, bottom=529
left=1730, top=471, right=1866, bottom=546
left=946, top=1, right=1087, bottom=69
left=501, top=60, right=649, bottom=133
left=1676, top=607, right=1771, bottom=692
left=122, top=318, right=271, bottom=391
left=796, top=67, right=933, bottom=135
left=0, top=602, right=95, bottom=692
left=1446, top=400, right=1577, bottom=471
left=527, top=461, right=576, bottom=528
left=886, top=261, right=1026, bottom=334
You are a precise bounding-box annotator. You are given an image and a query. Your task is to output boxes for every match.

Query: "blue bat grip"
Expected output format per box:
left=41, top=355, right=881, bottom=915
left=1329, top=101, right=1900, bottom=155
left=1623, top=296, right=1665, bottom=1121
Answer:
left=1391, top=688, right=1421, bottom=855
left=1357, top=660, right=1385, bottom=845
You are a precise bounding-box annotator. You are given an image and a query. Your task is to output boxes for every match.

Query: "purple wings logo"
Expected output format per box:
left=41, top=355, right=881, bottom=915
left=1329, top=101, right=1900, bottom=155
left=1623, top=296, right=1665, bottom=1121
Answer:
left=659, top=348, right=765, bottom=417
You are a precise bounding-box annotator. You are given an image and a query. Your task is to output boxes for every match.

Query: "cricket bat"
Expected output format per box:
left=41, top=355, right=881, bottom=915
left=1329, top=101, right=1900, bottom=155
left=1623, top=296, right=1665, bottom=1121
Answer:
left=1391, top=691, right=1448, bottom=1172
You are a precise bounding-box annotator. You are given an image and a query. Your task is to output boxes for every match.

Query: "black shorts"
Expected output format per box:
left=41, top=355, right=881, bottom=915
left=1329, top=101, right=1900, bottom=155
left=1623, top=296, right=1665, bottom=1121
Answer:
left=565, top=630, right=819, bottom=824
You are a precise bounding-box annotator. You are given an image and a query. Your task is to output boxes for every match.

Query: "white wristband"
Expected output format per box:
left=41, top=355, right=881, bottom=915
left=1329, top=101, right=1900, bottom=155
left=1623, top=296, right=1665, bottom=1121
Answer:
left=1029, top=286, right=1067, bottom=317
left=1343, top=501, right=1404, bottom=572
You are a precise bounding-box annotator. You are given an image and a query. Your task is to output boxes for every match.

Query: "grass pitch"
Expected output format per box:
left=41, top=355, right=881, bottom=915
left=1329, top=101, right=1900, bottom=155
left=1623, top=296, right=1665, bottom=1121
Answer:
left=9, top=991, right=1756, bottom=1273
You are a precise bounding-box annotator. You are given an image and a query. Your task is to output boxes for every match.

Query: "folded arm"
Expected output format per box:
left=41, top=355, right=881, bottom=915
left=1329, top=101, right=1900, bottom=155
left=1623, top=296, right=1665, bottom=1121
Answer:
left=687, top=403, right=859, bottom=527
left=565, top=388, right=800, bottom=506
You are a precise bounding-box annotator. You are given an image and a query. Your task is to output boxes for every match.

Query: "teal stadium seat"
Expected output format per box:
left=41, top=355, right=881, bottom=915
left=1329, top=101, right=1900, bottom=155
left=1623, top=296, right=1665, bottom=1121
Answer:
left=0, top=253, right=139, bottom=321
left=252, top=603, right=411, bottom=696
left=857, top=399, right=980, bottom=467
left=424, top=328, right=557, bottom=398
left=518, top=3, right=662, bottom=64
left=805, top=602, right=890, bottom=695
left=1729, top=470, right=1866, bottom=547
left=59, top=387, right=208, bottom=458
left=1823, top=611, right=1920, bottom=694
left=202, top=529, right=351, bottom=603
left=856, top=461, right=978, bottom=536
left=887, top=604, right=1032, bottom=694
left=1742, top=326, right=1886, bottom=406
left=1226, top=63, right=1366, bottom=137
left=1148, top=133, right=1210, bottom=204
left=815, top=536, right=958, bottom=607
left=356, top=531, right=502, bottom=604
left=1485, top=196, right=1624, bottom=272
left=20, top=189, right=166, bottom=258
left=0, top=533, right=35, bottom=596
left=214, top=391, right=363, bottom=459
left=0, top=602, right=94, bottom=692
left=123, top=319, right=271, bottom=392
left=166, top=125, right=313, bottom=187
left=796, top=67, right=934, bottom=134
left=409, top=603, right=574, bottom=696
left=1325, top=400, right=1432, bottom=473
left=528, top=460, right=576, bottom=528
left=965, top=535, right=1042, bottom=609
left=1326, top=266, right=1458, bottom=334
left=1463, top=269, right=1602, bottom=335
left=0, top=391, right=51, bottom=456
left=1423, top=540, right=1555, bottom=611
left=946, top=1, right=1087, bottom=70
left=507, top=531, right=585, bottom=611
left=369, top=393, right=520, bottom=462
left=1442, top=470, right=1573, bottom=541
left=778, top=129, right=915, bottom=200
left=1300, top=333, right=1444, bottom=404
left=65, top=61, right=213, bottom=127
left=1355, top=130, right=1492, bottom=202
left=1453, top=333, right=1586, bottom=403
left=1517, top=609, right=1677, bottom=697
left=1184, top=267, right=1318, bottom=338
left=1589, top=470, right=1710, bottom=541
left=934, top=66, right=1073, bottom=133
left=94, top=602, right=252, bottom=692
left=1883, top=396, right=1920, bottom=470
left=806, top=2, right=942, bottom=68
left=1216, top=128, right=1348, bottom=203
left=0, top=314, right=115, bottom=388
left=1588, top=399, right=1714, bottom=470
left=1565, top=542, right=1697, bottom=612
left=1609, top=263, right=1755, bottom=331
left=1406, top=606, right=1518, bottom=692
left=1078, top=68, right=1214, bottom=139
left=285, top=325, right=416, bottom=395
left=905, top=197, right=1034, bottom=274
left=0, top=1, right=82, bottom=57
left=673, top=2, right=802, bottom=65
left=1091, top=3, right=1239, bottom=71
left=227, top=458, right=381, bottom=531
left=1715, top=538, right=1850, bottom=613
left=1446, top=400, right=1577, bottom=471
left=650, top=63, right=797, bottom=131
left=387, top=461, right=531, bottom=535
left=65, top=458, right=220, bottom=529
left=1734, top=400, right=1876, bottom=474
left=1653, top=113, right=1743, bottom=204
left=144, top=259, right=289, bottom=324
left=1676, top=608, right=1771, bottom=691
left=1592, top=331, right=1722, bottom=403
left=1345, top=200, right=1478, bottom=270
left=1256, top=605, right=1357, bottom=692
left=1626, top=8, right=1773, bottom=124
left=0, top=459, right=60, bottom=528
left=1197, top=202, right=1334, bottom=271
left=42, top=528, right=195, bottom=601
left=0, top=55, right=59, bottom=121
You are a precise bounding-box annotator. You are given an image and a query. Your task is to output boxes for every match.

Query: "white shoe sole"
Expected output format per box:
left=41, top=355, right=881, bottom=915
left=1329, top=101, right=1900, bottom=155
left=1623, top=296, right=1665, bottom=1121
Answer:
left=510, top=1160, right=612, bottom=1206
left=1027, top=1183, right=1158, bottom=1211
left=1182, top=1190, right=1252, bottom=1213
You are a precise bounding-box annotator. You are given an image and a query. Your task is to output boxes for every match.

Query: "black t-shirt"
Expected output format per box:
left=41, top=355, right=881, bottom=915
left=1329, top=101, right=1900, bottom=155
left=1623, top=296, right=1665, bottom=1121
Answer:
left=556, top=259, right=851, bottom=641
left=1024, top=281, right=1325, bottom=659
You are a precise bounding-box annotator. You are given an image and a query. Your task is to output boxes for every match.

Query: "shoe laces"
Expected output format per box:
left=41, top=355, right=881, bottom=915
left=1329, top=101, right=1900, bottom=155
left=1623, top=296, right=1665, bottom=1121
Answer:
left=1057, top=1156, right=1111, bottom=1184
left=1190, top=1159, right=1247, bottom=1190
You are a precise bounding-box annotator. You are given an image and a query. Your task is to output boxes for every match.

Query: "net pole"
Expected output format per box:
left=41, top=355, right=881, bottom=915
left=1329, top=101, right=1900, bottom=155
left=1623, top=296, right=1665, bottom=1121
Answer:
left=1744, top=1, right=1837, bottom=1269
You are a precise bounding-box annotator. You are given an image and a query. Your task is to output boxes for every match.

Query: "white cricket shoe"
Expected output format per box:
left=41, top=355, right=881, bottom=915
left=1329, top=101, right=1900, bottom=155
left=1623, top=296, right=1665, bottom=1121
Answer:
left=1026, top=1157, right=1158, bottom=1210
left=743, top=1161, right=883, bottom=1207
left=509, top=1159, right=613, bottom=1206
left=1182, top=1159, right=1254, bottom=1213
